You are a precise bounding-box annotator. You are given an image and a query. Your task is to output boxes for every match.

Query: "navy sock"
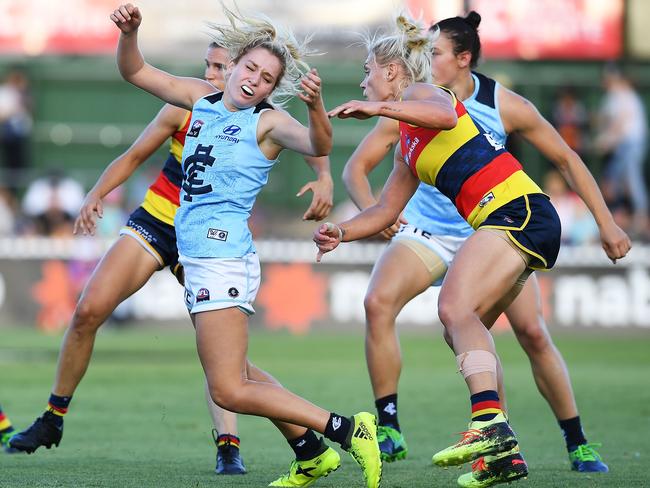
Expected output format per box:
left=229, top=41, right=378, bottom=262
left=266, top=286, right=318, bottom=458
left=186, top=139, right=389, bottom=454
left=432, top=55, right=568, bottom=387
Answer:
left=216, top=434, right=240, bottom=450
left=45, top=393, right=71, bottom=428
left=288, top=429, right=326, bottom=461
left=559, top=416, right=587, bottom=450
left=375, top=394, right=400, bottom=431
left=323, top=412, right=352, bottom=448
left=470, top=390, right=501, bottom=422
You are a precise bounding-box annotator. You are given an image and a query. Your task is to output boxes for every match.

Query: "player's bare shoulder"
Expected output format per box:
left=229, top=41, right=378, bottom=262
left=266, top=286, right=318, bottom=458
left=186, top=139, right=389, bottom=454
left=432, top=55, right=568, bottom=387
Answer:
left=498, top=86, right=543, bottom=133
left=402, top=82, right=449, bottom=101
left=156, top=103, right=192, bottom=130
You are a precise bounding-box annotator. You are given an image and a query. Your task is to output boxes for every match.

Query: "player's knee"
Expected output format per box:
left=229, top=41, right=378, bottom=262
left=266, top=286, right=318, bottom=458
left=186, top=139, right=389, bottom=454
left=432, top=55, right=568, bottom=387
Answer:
left=517, top=322, right=551, bottom=356
left=437, top=297, right=472, bottom=330
left=71, top=297, right=105, bottom=332
left=364, top=289, right=397, bottom=325
left=210, top=382, right=245, bottom=413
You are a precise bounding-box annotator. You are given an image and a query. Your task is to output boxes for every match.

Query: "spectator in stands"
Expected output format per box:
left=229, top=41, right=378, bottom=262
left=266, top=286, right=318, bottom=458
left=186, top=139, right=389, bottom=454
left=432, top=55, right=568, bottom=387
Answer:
left=0, top=67, right=33, bottom=195
left=0, top=185, right=17, bottom=236
left=22, top=171, right=85, bottom=237
left=543, top=169, right=598, bottom=245
left=596, top=65, right=649, bottom=239
left=94, top=187, right=127, bottom=238
left=553, top=86, right=589, bottom=159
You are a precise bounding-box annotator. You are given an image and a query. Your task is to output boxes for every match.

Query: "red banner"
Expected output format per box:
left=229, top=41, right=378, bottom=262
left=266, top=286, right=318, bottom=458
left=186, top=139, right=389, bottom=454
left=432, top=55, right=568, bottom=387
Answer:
left=0, top=0, right=119, bottom=55
left=407, top=0, right=623, bottom=60
left=470, top=0, right=623, bottom=60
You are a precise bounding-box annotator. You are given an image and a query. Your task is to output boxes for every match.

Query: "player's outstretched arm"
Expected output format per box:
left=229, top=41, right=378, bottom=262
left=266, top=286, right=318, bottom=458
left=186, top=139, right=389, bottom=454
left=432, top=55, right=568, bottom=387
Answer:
left=74, top=104, right=187, bottom=236
left=341, top=117, right=407, bottom=239
left=328, top=84, right=457, bottom=130
left=313, top=148, right=418, bottom=261
left=500, top=88, right=631, bottom=263
left=298, top=156, right=334, bottom=221
left=111, top=4, right=215, bottom=110
left=342, top=117, right=398, bottom=210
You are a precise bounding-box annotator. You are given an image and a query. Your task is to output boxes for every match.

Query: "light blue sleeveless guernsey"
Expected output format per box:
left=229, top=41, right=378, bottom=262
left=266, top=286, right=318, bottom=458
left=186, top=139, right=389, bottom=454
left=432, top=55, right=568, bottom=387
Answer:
left=402, top=72, right=505, bottom=237
left=175, top=92, right=276, bottom=258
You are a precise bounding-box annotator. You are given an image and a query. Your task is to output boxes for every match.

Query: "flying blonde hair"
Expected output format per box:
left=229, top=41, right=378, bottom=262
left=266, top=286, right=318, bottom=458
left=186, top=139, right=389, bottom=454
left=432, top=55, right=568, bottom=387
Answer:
left=364, top=12, right=436, bottom=86
left=206, top=1, right=316, bottom=107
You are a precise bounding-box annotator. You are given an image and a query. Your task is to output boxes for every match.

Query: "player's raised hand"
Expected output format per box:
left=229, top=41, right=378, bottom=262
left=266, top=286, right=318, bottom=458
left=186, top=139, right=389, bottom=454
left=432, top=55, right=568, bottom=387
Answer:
left=313, top=222, right=343, bottom=262
left=73, top=191, right=104, bottom=236
left=298, top=68, right=323, bottom=108
left=297, top=175, right=333, bottom=221
left=328, top=100, right=382, bottom=120
left=599, top=221, right=632, bottom=264
left=110, top=3, right=142, bottom=34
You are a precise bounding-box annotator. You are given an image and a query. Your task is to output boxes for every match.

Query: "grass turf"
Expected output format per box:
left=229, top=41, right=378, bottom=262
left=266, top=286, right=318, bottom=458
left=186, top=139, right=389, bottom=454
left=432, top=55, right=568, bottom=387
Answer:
left=1, top=326, right=648, bottom=487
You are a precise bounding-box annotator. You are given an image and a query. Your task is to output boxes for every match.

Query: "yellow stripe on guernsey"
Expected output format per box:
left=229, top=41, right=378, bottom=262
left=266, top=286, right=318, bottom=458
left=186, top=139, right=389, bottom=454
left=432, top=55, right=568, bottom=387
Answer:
left=169, top=112, right=190, bottom=163
left=415, top=114, right=479, bottom=186
left=141, top=190, right=178, bottom=226
left=170, top=136, right=184, bottom=163
left=466, top=171, right=543, bottom=229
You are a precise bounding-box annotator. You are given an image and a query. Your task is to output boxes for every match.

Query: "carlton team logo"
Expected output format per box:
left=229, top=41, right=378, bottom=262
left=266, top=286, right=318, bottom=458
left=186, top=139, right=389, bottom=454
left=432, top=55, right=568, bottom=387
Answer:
left=182, top=144, right=216, bottom=202
left=187, top=120, right=204, bottom=138
left=196, top=288, right=210, bottom=303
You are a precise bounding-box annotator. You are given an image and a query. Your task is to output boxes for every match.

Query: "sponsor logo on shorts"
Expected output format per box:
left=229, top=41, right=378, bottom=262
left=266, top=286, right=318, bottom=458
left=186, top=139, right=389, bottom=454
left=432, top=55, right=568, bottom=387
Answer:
left=207, top=228, right=228, bottom=241
left=478, top=192, right=495, bottom=208
left=126, top=221, right=156, bottom=243
left=228, top=287, right=239, bottom=298
left=196, top=288, right=210, bottom=303
left=187, top=120, right=204, bottom=138
left=504, top=216, right=514, bottom=224
left=184, top=289, right=193, bottom=306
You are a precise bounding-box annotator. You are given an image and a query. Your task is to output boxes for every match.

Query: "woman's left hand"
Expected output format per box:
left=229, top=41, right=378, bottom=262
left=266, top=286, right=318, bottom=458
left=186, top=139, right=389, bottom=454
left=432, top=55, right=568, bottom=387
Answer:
left=313, top=222, right=343, bottom=262
left=299, top=69, right=323, bottom=108
left=328, top=100, right=382, bottom=120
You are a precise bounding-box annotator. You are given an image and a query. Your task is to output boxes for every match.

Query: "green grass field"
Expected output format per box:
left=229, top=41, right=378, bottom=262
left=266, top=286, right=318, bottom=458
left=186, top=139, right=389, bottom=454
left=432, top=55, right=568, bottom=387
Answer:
left=1, top=326, right=648, bottom=487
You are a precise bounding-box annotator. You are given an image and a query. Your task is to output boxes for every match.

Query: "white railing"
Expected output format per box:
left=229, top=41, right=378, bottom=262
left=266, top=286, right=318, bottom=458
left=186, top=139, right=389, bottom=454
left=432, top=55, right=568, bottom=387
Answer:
left=0, top=237, right=647, bottom=267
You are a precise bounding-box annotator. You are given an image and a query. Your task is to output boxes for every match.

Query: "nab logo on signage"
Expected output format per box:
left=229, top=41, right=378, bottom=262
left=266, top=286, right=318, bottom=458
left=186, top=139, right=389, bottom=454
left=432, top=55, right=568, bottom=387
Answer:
left=223, top=125, right=241, bottom=136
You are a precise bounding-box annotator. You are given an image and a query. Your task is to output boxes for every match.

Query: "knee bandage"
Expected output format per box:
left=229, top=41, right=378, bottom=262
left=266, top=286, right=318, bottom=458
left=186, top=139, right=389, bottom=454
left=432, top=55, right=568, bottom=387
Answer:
left=455, top=350, right=497, bottom=379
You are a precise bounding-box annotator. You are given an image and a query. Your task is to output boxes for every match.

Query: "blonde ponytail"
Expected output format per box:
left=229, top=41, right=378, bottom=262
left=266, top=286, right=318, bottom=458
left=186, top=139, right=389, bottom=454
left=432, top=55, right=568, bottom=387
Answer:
left=365, top=12, right=433, bottom=85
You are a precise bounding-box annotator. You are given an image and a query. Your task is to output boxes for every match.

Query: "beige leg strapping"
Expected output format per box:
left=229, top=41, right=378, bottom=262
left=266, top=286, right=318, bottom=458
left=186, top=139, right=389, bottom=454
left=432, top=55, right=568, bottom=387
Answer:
left=456, top=350, right=497, bottom=379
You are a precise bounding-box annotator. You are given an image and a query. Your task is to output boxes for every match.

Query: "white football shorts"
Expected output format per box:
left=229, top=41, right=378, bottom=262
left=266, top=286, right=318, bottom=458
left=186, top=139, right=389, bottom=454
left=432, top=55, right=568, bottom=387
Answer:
left=179, top=252, right=261, bottom=315
left=392, top=224, right=468, bottom=286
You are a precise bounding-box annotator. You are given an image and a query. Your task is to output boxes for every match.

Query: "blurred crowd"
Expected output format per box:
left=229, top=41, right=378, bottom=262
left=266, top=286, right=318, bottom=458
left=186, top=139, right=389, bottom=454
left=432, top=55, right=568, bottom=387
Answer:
left=0, top=65, right=648, bottom=243
left=546, top=64, right=649, bottom=243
